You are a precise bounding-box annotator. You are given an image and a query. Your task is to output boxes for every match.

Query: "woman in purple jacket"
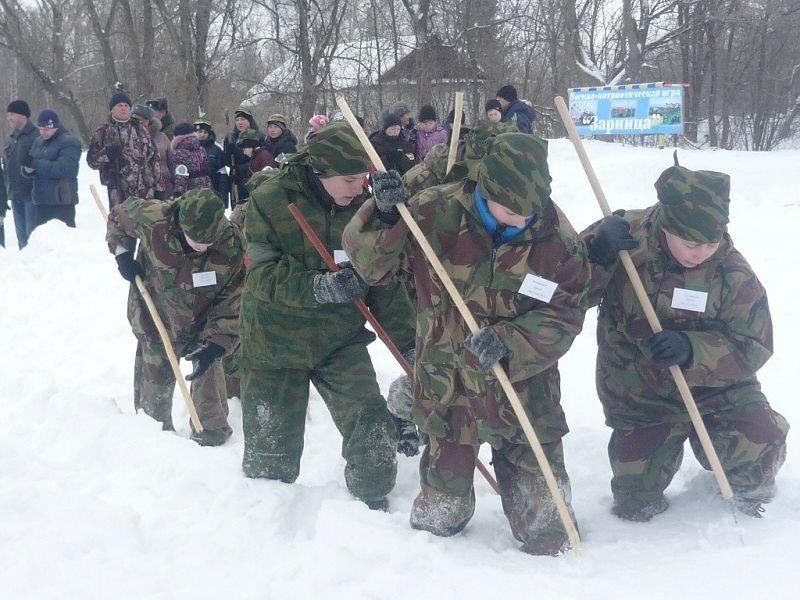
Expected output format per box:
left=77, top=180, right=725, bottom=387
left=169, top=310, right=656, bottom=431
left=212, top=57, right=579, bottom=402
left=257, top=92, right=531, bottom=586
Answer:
left=413, top=105, right=449, bottom=161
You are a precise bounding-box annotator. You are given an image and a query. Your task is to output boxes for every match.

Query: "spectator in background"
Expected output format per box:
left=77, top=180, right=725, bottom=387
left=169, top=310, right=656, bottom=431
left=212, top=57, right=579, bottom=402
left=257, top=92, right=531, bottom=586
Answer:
left=369, top=112, right=417, bottom=175
left=146, top=97, right=175, bottom=140
left=194, top=120, right=230, bottom=206
left=22, top=109, right=81, bottom=232
left=496, top=85, right=535, bottom=134
left=4, top=99, right=38, bottom=248
left=224, top=107, right=262, bottom=207
left=236, top=129, right=275, bottom=188
left=132, top=104, right=174, bottom=200
left=263, top=114, right=298, bottom=160
left=305, top=114, right=329, bottom=143
left=413, top=105, right=448, bottom=161
left=485, top=99, right=503, bottom=123
left=172, top=122, right=212, bottom=196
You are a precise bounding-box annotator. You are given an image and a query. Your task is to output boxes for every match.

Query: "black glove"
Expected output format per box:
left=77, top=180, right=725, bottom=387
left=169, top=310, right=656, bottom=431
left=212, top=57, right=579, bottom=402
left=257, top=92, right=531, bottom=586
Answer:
left=184, top=341, right=225, bottom=381
left=465, top=327, right=511, bottom=371
left=587, top=214, right=638, bottom=266
left=115, top=251, right=144, bottom=283
left=371, top=170, right=408, bottom=226
left=106, top=140, right=123, bottom=163
left=21, top=154, right=34, bottom=169
left=644, top=330, right=692, bottom=368
left=313, top=267, right=366, bottom=304
left=392, top=415, right=420, bottom=457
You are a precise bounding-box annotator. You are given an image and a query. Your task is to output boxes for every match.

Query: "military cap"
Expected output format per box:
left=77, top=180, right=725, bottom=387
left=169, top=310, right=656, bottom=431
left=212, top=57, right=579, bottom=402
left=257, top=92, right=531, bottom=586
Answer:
left=146, top=97, right=168, bottom=111
left=193, top=119, right=212, bottom=133
left=176, top=189, right=228, bottom=244
left=474, top=132, right=552, bottom=216
left=234, top=106, right=254, bottom=120
left=131, top=104, right=155, bottom=120
left=267, top=114, right=288, bottom=129
left=655, top=165, right=730, bottom=243
left=236, top=128, right=261, bottom=147
left=306, top=121, right=373, bottom=176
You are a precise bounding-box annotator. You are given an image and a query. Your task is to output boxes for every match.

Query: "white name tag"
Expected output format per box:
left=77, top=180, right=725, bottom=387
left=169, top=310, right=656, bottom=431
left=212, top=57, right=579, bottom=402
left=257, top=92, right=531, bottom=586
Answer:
left=518, top=273, right=558, bottom=303
left=333, top=250, right=350, bottom=264
left=192, top=271, right=217, bottom=288
left=671, top=288, right=707, bottom=312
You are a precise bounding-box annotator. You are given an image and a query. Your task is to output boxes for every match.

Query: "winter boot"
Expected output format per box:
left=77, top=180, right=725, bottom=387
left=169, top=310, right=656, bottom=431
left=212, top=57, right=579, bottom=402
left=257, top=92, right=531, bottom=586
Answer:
left=410, top=484, right=475, bottom=537
left=612, top=494, right=669, bottom=522
left=190, top=427, right=231, bottom=447
left=364, top=497, right=389, bottom=512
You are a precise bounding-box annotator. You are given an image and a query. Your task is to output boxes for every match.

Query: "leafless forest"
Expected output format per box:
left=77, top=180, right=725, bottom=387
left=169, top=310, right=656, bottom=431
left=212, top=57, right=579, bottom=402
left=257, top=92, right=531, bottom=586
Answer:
left=1, top=0, right=798, bottom=149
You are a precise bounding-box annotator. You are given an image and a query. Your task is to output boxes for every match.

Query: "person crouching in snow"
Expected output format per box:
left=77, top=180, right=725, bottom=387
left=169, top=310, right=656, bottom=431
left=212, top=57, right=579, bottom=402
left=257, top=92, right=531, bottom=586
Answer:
left=106, top=189, right=244, bottom=446
left=581, top=161, right=789, bottom=521
left=343, top=133, right=591, bottom=555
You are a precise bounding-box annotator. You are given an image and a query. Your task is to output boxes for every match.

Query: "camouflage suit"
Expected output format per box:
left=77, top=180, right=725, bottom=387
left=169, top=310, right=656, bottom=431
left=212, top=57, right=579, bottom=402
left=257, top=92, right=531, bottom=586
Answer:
left=87, top=117, right=162, bottom=208
left=344, top=133, right=590, bottom=554
left=240, top=122, right=416, bottom=503
left=107, top=190, right=244, bottom=439
left=583, top=166, right=788, bottom=518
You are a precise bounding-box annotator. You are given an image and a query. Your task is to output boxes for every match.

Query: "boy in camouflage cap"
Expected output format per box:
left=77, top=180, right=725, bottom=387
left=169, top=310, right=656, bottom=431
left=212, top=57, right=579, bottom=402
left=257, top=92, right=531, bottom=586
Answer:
left=239, top=121, right=416, bottom=509
left=344, top=132, right=591, bottom=555
left=582, top=162, right=788, bottom=521
left=106, top=189, right=245, bottom=445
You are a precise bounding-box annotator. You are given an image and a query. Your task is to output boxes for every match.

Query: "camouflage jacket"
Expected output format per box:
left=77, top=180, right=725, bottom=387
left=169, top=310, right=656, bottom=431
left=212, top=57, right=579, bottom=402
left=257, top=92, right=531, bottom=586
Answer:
left=106, top=198, right=244, bottom=353
left=343, top=185, right=591, bottom=444
left=402, top=142, right=466, bottom=199
left=87, top=118, right=161, bottom=199
left=583, top=204, right=773, bottom=428
left=240, top=163, right=416, bottom=370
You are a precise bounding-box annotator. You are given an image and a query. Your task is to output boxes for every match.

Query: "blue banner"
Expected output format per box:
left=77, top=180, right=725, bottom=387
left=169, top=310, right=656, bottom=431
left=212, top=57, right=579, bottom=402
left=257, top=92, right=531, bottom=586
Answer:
left=568, top=83, right=684, bottom=135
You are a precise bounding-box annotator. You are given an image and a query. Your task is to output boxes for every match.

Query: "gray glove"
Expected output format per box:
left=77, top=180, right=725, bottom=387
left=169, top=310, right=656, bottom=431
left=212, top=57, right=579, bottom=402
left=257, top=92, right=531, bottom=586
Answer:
left=313, top=267, right=366, bottom=304
left=465, top=327, right=511, bottom=371
left=387, top=349, right=415, bottom=420
left=392, top=415, right=420, bottom=457
left=372, top=170, right=408, bottom=225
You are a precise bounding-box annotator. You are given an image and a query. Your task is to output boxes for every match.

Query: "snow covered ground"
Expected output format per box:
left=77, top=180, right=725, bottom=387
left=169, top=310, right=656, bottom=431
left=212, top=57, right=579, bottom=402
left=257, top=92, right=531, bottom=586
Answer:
left=1, top=141, right=798, bottom=599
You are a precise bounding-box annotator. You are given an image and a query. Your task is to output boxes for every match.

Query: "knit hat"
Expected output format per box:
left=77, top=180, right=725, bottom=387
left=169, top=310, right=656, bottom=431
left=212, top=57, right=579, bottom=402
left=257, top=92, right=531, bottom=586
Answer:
left=36, top=109, right=60, bottom=128
left=306, top=121, right=373, bottom=176
left=475, top=132, right=551, bottom=216
left=109, top=91, right=132, bottom=110
left=382, top=112, right=402, bottom=131
left=236, top=128, right=261, bottom=148
left=418, top=105, right=437, bottom=122
left=131, top=104, right=155, bottom=120
left=173, top=122, right=195, bottom=137
left=176, top=189, right=228, bottom=244
left=496, top=85, right=518, bottom=103
left=388, top=102, right=411, bottom=118
left=308, top=114, right=329, bottom=129
left=267, top=114, right=287, bottom=129
left=6, top=100, right=30, bottom=117
left=146, top=98, right=168, bottom=111
left=484, top=99, right=502, bottom=113
left=655, top=165, right=730, bottom=244
left=193, top=119, right=213, bottom=133
left=446, top=109, right=467, bottom=127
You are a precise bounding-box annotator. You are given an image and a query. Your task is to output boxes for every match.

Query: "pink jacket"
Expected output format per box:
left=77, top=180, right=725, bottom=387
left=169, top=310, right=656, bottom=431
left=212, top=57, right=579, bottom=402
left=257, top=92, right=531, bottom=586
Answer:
left=414, top=123, right=449, bottom=161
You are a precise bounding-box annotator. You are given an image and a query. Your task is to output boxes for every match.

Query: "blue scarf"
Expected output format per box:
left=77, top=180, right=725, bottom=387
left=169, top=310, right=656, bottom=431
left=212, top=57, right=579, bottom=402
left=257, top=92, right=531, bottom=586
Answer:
left=474, top=187, right=537, bottom=248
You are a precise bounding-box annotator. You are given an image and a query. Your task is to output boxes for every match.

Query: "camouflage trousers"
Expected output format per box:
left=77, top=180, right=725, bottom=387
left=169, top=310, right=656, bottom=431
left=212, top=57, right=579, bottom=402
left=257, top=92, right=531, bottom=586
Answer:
left=240, top=341, right=397, bottom=502
left=609, top=402, right=789, bottom=505
left=133, top=339, right=232, bottom=437
left=222, top=347, right=241, bottom=399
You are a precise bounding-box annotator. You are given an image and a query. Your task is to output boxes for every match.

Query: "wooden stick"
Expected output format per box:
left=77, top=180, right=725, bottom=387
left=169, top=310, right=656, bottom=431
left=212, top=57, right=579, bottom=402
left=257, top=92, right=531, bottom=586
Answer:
left=446, top=91, right=464, bottom=174
left=553, top=95, right=734, bottom=501
left=90, top=184, right=204, bottom=433
left=287, top=202, right=501, bottom=494
left=336, top=96, right=581, bottom=551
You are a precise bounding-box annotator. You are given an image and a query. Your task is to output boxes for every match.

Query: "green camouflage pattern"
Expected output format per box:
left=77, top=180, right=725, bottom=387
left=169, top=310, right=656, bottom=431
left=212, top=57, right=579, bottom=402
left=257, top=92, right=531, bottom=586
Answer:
left=134, top=339, right=232, bottom=435
left=236, top=128, right=261, bottom=145
left=304, top=121, right=373, bottom=176
left=343, top=181, right=591, bottom=497
left=267, top=113, right=288, bottom=126
left=240, top=343, right=397, bottom=501
left=464, top=120, right=519, bottom=181
left=176, top=189, right=228, bottom=244
left=475, top=133, right=552, bottom=216
left=106, top=197, right=245, bottom=354
left=609, top=403, right=788, bottom=505
left=583, top=205, right=775, bottom=428
left=655, top=165, right=730, bottom=243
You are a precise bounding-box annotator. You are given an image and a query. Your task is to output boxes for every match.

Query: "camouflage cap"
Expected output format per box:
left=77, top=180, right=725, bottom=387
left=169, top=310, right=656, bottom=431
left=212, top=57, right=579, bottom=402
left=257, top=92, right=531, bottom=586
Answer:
left=176, top=189, right=228, bottom=244
left=267, top=114, right=287, bottom=127
left=234, top=106, right=254, bottom=120
left=306, top=121, right=373, bottom=176
left=131, top=104, right=155, bottom=121
left=236, top=128, right=261, bottom=147
left=655, top=165, right=730, bottom=243
left=475, top=132, right=552, bottom=216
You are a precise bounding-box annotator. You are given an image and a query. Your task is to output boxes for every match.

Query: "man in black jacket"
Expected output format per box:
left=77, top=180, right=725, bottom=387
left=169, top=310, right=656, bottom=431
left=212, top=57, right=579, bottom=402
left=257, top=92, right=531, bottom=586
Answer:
left=4, top=100, right=38, bottom=248
left=194, top=120, right=230, bottom=206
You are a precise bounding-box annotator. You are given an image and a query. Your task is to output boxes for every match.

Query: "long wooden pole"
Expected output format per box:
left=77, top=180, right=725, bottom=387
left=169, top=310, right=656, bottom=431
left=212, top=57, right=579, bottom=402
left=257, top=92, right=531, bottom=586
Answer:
left=287, top=202, right=500, bottom=495
left=553, top=95, right=733, bottom=501
left=336, top=96, right=581, bottom=551
left=90, top=184, right=204, bottom=432
left=446, top=91, right=464, bottom=174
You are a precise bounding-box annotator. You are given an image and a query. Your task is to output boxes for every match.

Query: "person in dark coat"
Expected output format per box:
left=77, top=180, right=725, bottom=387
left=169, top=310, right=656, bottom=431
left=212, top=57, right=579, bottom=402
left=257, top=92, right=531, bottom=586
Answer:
left=194, top=120, right=230, bottom=206
left=368, top=113, right=418, bottom=175
left=223, top=107, right=262, bottom=207
left=146, top=97, right=175, bottom=139
left=237, top=129, right=275, bottom=189
left=4, top=99, right=39, bottom=248
left=21, top=109, right=81, bottom=232
left=496, top=85, right=535, bottom=134
left=263, top=114, right=298, bottom=159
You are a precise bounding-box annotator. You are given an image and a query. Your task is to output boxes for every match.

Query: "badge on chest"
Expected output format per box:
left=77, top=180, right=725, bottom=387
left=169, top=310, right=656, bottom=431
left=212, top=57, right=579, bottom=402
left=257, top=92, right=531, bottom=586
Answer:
left=671, top=287, right=707, bottom=312
left=192, top=271, right=217, bottom=288
left=518, top=273, right=558, bottom=303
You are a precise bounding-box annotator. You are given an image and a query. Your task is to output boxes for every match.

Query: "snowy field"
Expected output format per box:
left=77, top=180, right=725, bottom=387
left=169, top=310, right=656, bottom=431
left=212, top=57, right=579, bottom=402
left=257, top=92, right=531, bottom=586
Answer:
left=1, top=140, right=798, bottom=599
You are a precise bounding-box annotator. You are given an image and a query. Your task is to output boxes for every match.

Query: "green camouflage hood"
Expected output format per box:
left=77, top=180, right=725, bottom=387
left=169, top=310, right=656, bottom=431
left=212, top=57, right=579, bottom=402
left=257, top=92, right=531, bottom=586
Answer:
left=475, top=132, right=552, bottom=216
left=237, top=128, right=261, bottom=146
left=176, top=189, right=228, bottom=244
left=464, top=120, right=519, bottom=182
left=655, top=165, right=730, bottom=243
left=306, top=121, right=373, bottom=176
